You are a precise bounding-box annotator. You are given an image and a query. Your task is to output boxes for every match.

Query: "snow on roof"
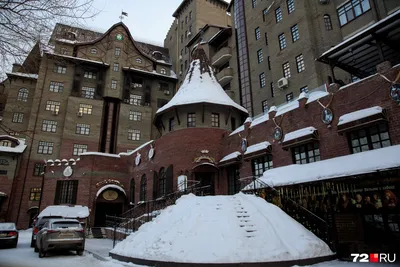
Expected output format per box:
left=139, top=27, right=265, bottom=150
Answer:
left=96, top=184, right=126, bottom=198
left=306, top=90, right=329, bottom=104
left=0, top=192, right=7, bottom=197
left=298, top=92, right=309, bottom=100
left=39, top=205, right=90, bottom=219
left=111, top=193, right=332, bottom=263
left=156, top=47, right=248, bottom=115
left=79, top=151, right=121, bottom=158
left=338, top=106, right=383, bottom=126
left=250, top=113, right=269, bottom=128
left=170, top=70, right=177, bottom=79
left=229, top=125, right=245, bottom=136
left=6, top=72, right=38, bottom=79
left=0, top=137, right=27, bottom=154
left=244, top=141, right=271, bottom=156
left=119, top=140, right=154, bottom=156
left=339, top=73, right=377, bottom=91
left=55, top=38, right=77, bottom=44
left=220, top=151, right=241, bottom=162
left=276, top=100, right=299, bottom=117
left=123, top=67, right=177, bottom=80
left=253, top=145, right=400, bottom=188
left=283, top=127, right=317, bottom=143
left=46, top=52, right=109, bottom=66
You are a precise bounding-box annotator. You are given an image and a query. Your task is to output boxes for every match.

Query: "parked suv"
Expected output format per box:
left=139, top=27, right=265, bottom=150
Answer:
left=36, top=219, right=85, bottom=258
left=31, top=216, right=63, bottom=249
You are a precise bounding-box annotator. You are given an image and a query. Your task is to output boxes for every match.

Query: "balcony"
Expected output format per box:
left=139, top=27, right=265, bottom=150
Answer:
left=216, top=67, right=233, bottom=87
left=211, top=47, right=232, bottom=67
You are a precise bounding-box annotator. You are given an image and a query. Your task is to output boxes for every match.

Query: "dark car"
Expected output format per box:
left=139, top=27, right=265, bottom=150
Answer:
left=31, top=215, right=63, bottom=249
left=36, top=219, right=85, bottom=258
left=0, top=222, right=18, bottom=248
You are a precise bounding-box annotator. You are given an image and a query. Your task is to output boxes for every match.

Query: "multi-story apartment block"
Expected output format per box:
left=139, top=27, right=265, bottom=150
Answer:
left=226, top=0, right=400, bottom=116
left=164, top=0, right=231, bottom=87
left=0, top=22, right=177, bottom=226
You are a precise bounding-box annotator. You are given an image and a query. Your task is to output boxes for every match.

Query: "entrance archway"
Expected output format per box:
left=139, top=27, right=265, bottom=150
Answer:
left=192, top=163, right=218, bottom=195
left=27, top=206, right=39, bottom=227
left=94, top=185, right=127, bottom=226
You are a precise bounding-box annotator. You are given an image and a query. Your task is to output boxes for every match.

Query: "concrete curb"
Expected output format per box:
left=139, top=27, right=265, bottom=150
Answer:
left=85, top=249, right=109, bottom=262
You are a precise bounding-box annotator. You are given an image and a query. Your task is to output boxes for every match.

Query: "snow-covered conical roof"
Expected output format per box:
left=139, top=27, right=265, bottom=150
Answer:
left=156, top=46, right=248, bottom=116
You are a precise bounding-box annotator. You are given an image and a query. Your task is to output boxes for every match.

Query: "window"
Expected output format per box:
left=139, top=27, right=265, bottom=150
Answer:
left=53, top=65, right=66, bottom=74
left=278, top=33, right=286, bottom=50
left=291, top=24, right=299, bottom=42
left=283, top=62, right=291, bottom=78
left=140, top=175, right=147, bottom=202
left=275, top=7, right=282, bottom=22
left=79, top=104, right=92, bottom=115
left=130, top=94, right=142, bottom=106
left=54, top=180, right=78, bottom=205
left=73, top=144, right=88, bottom=155
left=265, top=32, right=268, bottom=46
left=17, top=88, right=29, bottom=101
left=187, top=113, right=196, bottom=128
left=81, top=86, right=95, bottom=99
left=49, top=82, right=64, bottom=93
left=185, top=16, right=188, bottom=24
left=185, top=30, right=187, bottom=39
left=292, top=142, right=320, bottom=164
left=0, top=159, right=8, bottom=165
left=42, top=120, right=57, bottom=133
left=61, top=48, right=67, bottom=55
left=270, top=82, right=275, bottom=97
left=113, top=63, right=119, bottom=72
left=159, top=168, right=166, bottom=197
left=1, top=141, right=11, bottom=147
left=129, top=111, right=142, bottom=121
left=262, top=100, right=269, bottom=113
left=286, top=92, right=294, bottom=102
left=211, top=113, right=220, bottom=127
left=259, top=72, right=266, bottom=88
left=29, top=188, right=41, bottom=201
left=189, top=11, right=192, bottom=20
left=300, top=86, right=309, bottom=93
left=160, top=68, right=166, bottom=75
left=37, top=141, right=54, bottom=154
left=111, top=80, right=117, bottom=89
left=263, top=8, right=268, bottom=22
left=349, top=123, right=391, bottom=154
left=84, top=71, right=96, bottom=79
left=76, top=123, right=90, bottom=135
left=227, top=166, right=240, bottom=195
left=169, top=117, right=175, bottom=131
left=115, top=47, right=121, bottom=56
left=128, top=129, right=140, bottom=141
left=33, top=163, right=45, bottom=176
left=181, top=35, right=183, bottom=43
left=45, top=100, right=60, bottom=112
left=12, top=112, right=24, bottom=123
left=90, top=48, right=97, bottom=54
left=324, top=15, right=333, bottom=31
left=351, top=75, right=360, bottom=82
left=255, top=27, right=261, bottom=40
left=296, top=54, right=305, bottom=72
left=0, top=170, right=7, bottom=175
left=252, top=0, right=257, bottom=8
left=338, top=0, right=371, bottom=26
left=287, top=0, right=295, bottom=13
left=252, top=155, right=273, bottom=177
left=257, top=49, right=263, bottom=63
left=180, top=49, right=183, bottom=56
left=268, top=56, right=271, bottom=70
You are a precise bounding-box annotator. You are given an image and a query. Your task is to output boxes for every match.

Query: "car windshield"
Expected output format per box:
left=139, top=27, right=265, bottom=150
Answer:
left=52, top=221, right=81, bottom=229
left=0, top=223, right=15, bottom=230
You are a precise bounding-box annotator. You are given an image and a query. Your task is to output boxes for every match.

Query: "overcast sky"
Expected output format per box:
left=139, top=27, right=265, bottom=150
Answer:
left=85, top=0, right=183, bottom=46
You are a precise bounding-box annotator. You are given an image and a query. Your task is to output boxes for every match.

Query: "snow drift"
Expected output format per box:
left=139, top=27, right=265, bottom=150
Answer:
left=111, top=193, right=333, bottom=263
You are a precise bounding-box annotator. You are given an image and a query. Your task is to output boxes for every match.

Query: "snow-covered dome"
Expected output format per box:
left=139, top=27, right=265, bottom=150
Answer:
left=155, top=45, right=248, bottom=117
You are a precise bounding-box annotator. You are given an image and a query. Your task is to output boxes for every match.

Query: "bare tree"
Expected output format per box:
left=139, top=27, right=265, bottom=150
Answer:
left=0, top=0, right=100, bottom=76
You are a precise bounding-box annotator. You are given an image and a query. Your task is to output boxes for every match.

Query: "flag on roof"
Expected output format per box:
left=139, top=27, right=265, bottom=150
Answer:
left=122, top=11, right=128, bottom=17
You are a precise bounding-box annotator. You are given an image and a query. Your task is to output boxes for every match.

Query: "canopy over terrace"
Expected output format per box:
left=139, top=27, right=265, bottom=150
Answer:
left=317, top=10, right=400, bottom=80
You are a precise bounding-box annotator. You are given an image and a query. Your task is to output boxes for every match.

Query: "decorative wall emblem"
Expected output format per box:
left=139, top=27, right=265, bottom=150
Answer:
left=148, top=146, right=155, bottom=160
left=96, top=179, right=124, bottom=188
left=135, top=153, right=141, bottom=166
left=240, top=138, right=247, bottom=152
left=103, top=190, right=119, bottom=201
left=193, top=156, right=216, bottom=164
left=116, top=33, right=124, bottom=41
left=390, top=84, right=400, bottom=103
left=273, top=127, right=283, bottom=141
left=322, top=108, right=334, bottom=125
left=63, top=166, right=73, bottom=177
left=201, top=150, right=209, bottom=154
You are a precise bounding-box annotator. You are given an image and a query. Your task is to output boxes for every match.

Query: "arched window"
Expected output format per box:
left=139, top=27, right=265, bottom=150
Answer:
left=140, top=174, right=147, bottom=201
left=160, top=68, right=166, bottom=75
left=158, top=167, right=166, bottom=197
left=130, top=178, right=135, bottom=204
left=17, top=88, right=29, bottom=102
left=324, top=15, right=333, bottom=31
left=136, top=57, right=142, bottom=64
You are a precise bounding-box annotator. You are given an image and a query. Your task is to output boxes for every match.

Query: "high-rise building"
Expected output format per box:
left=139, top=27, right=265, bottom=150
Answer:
left=164, top=0, right=231, bottom=87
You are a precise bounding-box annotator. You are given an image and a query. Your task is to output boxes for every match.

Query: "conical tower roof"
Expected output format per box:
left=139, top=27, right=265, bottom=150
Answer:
left=156, top=46, right=248, bottom=116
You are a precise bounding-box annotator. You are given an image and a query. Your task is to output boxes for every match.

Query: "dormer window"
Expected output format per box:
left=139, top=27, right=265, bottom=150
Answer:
left=0, top=141, right=11, bottom=147
left=160, top=68, right=166, bottom=75
left=61, top=48, right=68, bottom=55
left=136, top=58, right=142, bottom=64
left=90, top=48, right=97, bottom=54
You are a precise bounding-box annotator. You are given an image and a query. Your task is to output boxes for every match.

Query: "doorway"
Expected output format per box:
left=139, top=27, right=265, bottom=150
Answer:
left=195, top=172, right=215, bottom=195
left=94, top=202, right=123, bottom=227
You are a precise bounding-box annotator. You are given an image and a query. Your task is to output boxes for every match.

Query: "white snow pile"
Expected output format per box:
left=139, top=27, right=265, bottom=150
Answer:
left=156, top=58, right=248, bottom=114
left=283, top=127, right=316, bottom=143
left=111, top=193, right=333, bottom=263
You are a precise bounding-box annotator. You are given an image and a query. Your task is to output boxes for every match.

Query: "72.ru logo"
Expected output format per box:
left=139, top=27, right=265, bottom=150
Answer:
left=351, top=253, right=396, bottom=263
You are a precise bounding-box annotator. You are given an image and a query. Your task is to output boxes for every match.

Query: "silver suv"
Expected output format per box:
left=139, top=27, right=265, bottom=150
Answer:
left=36, top=218, right=85, bottom=258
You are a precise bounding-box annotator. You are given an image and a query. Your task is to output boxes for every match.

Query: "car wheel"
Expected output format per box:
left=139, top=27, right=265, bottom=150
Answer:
left=12, top=240, right=18, bottom=248
left=77, top=250, right=84, bottom=256
left=38, top=243, right=46, bottom=258
left=34, top=244, right=39, bottom=253
left=30, top=238, right=35, bottom=248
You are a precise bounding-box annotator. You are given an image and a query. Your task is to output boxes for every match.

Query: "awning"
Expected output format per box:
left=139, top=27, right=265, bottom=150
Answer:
left=243, top=141, right=272, bottom=160
left=96, top=184, right=126, bottom=198
left=282, top=127, right=318, bottom=149
left=337, top=106, right=387, bottom=133
left=0, top=191, right=7, bottom=197
left=246, top=144, right=400, bottom=189
left=219, top=151, right=241, bottom=167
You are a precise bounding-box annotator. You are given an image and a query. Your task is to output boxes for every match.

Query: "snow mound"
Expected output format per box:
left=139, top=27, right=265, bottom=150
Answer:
left=111, top=193, right=333, bottom=263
